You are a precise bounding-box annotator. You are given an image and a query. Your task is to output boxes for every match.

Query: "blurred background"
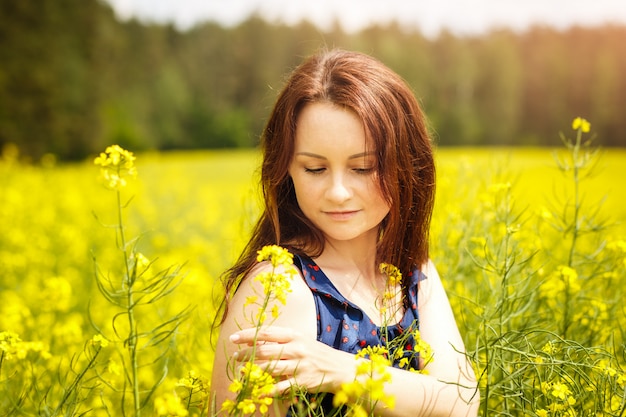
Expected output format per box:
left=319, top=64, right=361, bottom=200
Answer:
left=1, top=0, right=625, bottom=162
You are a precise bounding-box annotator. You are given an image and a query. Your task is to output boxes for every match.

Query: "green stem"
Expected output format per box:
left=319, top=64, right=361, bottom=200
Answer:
left=116, top=185, right=141, bottom=417
left=563, top=128, right=582, bottom=340
left=480, top=325, right=490, bottom=416
left=186, top=387, right=193, bottom=410
left=52, top=347, right=102, bottom=416
left=567, top=129, right=582, bottom=267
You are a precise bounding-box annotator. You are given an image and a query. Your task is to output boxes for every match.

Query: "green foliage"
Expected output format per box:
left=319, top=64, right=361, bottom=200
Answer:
left=1, top=2, right=626, bottom=161
left=0, top=131, right=625, bottom=414
left=431, top=121, right=626, bottom=415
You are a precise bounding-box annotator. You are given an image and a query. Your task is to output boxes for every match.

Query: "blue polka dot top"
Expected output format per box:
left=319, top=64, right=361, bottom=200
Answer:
left=293, top=253, right=426, bottom=368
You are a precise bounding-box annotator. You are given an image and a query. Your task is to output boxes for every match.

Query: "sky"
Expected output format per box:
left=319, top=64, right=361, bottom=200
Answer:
left=104, top=0, right=626, bottom=37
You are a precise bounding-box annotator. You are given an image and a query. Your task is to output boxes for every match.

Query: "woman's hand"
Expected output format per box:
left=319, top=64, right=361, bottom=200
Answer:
left=229, top=326, right=353, bottom=395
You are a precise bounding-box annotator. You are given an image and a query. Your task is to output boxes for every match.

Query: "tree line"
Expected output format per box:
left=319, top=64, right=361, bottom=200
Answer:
left=1, top=0, right=624, bottom=161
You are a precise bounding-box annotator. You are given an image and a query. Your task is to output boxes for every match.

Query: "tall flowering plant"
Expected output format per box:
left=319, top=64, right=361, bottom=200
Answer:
left=93, top=145, right=190, bottom=416
left=220, top=245, right=296, bottom=416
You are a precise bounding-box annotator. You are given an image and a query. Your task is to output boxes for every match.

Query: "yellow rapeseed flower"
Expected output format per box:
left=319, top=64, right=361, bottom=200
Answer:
left=550, top=381, right=572, bottom=400
left=94, top=144, right=137, bottom=189
left=379, top=263, right=402, bottom=287
left=572, top=117, right=591, bottom=133
left=254, top=271, right=292, bottom=305
left=0, top=331, right=20, bottom=349
left=541, top=341, right=558, bottom=355
left=487, top=182, right=512, bottom=194
left=412, top=330, right=434, bottom=365
left=133, top=252, right=150, bottom=270
left=334, top=346, right=395, bottom=411
left=107, top=359, right=121, bottom=376
left=256, top=245, right=294, bottom=268
left=154, top=392, right=189, bottom=417
left=222, top=362, right=275, bottom=416
left=91, top=334, right=109, bottom=348
left=271, top=304, right=280, bottom=319
left=244, top=295, right=258, bottom=307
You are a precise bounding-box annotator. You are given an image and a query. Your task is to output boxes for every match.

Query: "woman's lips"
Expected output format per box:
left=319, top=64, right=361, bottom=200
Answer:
left=324, top=210, right=359, bottom=221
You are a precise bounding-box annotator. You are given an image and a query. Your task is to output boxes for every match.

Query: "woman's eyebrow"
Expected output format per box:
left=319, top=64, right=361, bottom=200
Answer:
left=295, top=152, right=375, bottom=160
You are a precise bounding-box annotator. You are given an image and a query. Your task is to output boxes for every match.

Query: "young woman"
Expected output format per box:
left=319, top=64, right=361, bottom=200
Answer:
left=211, top=48, right=479, bottom=416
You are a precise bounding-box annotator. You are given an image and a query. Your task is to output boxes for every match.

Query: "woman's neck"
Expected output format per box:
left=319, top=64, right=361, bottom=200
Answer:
left=314, top=231, right=380, bottom=285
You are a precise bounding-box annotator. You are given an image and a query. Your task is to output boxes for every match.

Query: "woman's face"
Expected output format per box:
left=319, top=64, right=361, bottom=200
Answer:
left=288, top=102, right=390, bottom=246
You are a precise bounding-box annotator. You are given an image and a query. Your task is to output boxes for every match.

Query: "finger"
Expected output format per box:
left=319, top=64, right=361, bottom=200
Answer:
left=272, top=377, right=296, bottom=397
left=233, top=343, right=289, bottom=362
left=230, top=326, right=298, bottom=345
left=271, top=375, right=315, bottom=397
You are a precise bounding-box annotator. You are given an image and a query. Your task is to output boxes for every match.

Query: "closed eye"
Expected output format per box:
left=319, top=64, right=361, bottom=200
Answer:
left=353, top=167, right=374, bottom=174
left=305, top=167, right=326, bottom=174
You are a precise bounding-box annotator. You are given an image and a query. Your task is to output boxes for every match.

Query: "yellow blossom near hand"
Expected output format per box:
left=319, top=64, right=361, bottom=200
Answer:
left=222, top=362, right=275, bottom=416
left=572, top=117, right=591, bottom=133
left=334, top=346, right=395, bottom=410
left=350, top=404, right=368, bottom=417
left=176, top=370, right=207, bottom=390
left=412, top=330, right=434, bottom=365
left=271, top=304, right=280, bottom=319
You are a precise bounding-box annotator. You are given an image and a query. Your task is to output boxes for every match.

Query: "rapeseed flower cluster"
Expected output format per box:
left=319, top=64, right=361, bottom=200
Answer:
left=0, top=331, right=51, bottom=361
left=572, top=117, right=590, bottom=133
left=222, top=245, right=295, bottom=414
left=378, top=262, right=402, bottom=319
left=378, top=262, right=433, bottom=375
left=333, top=346, right=395, bottom=415
left=0, top=331, right=22, bottom=362
left=90, top=334, right=109, bottom=348
left=94, top=144, right=137, bottom=189
left=154, top=392, right=189, bottom=417
left=536, top=380, right=577, bottom=416
left=539, top=266, right=580, bottom=306
left=222, top=362, right=275, bottom=415
left=256, top=244, right=294, bottom=268
left=244, top=245, right=297, bottom=324
left=176, top=370, right=210, bottom=411
left=394, top=330, right=433, bottom=373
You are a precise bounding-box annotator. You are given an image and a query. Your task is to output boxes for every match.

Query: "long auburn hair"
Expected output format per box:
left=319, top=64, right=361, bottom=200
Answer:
left=215, top=48, right=435, bottom=325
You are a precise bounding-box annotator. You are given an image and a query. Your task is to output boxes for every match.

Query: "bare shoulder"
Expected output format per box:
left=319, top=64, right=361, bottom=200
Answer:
left=228, top=260, right=317, bottom=337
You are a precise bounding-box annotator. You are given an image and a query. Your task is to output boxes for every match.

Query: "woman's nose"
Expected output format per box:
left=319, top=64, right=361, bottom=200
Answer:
left=326, top=174, right=352, bottom=203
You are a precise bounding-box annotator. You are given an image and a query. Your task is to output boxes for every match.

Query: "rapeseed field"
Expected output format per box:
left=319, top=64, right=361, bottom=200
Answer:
left=1, top=121, right=624, bottom=415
